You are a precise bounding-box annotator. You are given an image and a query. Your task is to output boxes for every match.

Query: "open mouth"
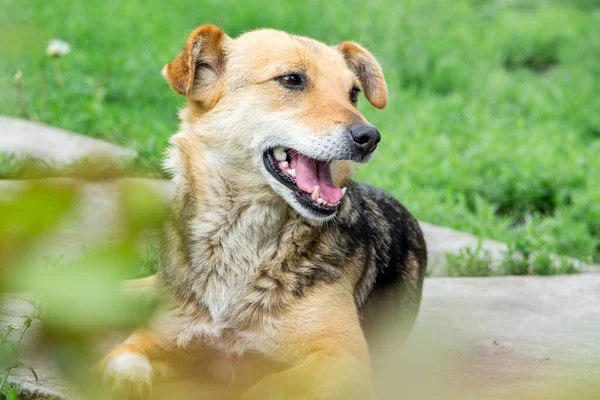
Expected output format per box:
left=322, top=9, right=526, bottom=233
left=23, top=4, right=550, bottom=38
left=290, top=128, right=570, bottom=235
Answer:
left=263, top=147, right=347, bottom=217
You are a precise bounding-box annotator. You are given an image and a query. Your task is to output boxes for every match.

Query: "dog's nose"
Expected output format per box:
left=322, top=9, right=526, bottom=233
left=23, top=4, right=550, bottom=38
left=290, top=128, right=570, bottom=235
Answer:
left=348, top=124, right=381, bottom=153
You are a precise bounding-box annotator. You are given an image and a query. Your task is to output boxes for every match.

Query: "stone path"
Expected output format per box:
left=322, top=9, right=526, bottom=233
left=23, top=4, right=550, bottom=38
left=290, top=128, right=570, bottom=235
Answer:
left=404, top=274, right=600, bottom=399
left=3, top=273, right=599, bottom=399
left=0, top=117, right=136, bottom=164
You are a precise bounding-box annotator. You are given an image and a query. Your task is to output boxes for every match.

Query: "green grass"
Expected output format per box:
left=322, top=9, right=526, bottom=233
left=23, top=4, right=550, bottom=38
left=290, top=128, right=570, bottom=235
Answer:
left=444, top=239, right=580, bottom=277
left=1, top=0, right=599, bottom=267
left=445, top=242, right=495, bottom=277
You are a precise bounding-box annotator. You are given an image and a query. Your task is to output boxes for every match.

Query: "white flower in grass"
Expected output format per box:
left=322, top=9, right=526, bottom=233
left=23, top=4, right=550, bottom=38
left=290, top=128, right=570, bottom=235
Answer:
left=14, top=69, right=22, bottom=81
left=46, top=39, right=71, bottom=57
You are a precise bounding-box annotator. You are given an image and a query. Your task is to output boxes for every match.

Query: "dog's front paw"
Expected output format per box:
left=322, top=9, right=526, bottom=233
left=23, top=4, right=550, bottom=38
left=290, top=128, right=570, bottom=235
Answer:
left=102, top=353, right=154, bottom=399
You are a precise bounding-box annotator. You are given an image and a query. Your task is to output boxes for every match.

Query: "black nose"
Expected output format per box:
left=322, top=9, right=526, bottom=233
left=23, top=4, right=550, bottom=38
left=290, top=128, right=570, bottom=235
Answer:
left=348, top=124, right=381, bottom=153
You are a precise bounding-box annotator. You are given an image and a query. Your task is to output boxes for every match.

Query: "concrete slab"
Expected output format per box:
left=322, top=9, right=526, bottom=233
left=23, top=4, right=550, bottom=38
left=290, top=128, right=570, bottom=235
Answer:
left=404, top=275, right=600, bottom=399
left=3, top=274, right=600, bottom=399
left=0, top=116, right=136, bottom=164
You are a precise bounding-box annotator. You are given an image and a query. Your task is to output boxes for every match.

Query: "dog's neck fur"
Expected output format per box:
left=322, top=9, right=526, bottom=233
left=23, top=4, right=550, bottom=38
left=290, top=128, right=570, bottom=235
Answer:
left=162, top=131, right=328, bottom=329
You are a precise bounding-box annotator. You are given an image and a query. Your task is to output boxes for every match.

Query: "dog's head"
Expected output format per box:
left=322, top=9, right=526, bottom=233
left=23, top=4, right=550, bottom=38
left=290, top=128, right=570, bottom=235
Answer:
left=163, top=25, right=387, bottom=221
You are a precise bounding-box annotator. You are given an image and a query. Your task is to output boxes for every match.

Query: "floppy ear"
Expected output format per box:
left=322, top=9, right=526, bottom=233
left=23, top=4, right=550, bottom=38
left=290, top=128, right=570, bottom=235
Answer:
left=335, top=42, right=388, bottom=109
left=162, top=24, right=229, bottom=107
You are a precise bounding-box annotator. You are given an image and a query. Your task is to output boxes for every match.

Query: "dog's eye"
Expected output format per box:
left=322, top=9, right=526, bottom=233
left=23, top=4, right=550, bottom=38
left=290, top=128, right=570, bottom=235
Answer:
left=350, top=86, right=361, bottom=106
left=276, top=73, right=306, bottom=90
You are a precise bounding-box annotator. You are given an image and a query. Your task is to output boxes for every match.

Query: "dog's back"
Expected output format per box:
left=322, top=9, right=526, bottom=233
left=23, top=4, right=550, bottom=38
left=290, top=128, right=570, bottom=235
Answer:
left=352, top=183, right=427, bottom=339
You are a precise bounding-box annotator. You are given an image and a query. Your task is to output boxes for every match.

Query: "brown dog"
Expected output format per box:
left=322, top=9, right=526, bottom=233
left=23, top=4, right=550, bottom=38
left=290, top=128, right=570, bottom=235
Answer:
left=100, top=25, right=427, bottom=399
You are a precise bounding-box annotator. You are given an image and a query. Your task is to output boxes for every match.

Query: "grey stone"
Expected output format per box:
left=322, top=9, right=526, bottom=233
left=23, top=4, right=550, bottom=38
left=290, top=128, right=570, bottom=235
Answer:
left=0, top=116, right=136, bottom=164
left=3, top=274, right=600, bottom=399
left=402, top=275, right=600, bottom=398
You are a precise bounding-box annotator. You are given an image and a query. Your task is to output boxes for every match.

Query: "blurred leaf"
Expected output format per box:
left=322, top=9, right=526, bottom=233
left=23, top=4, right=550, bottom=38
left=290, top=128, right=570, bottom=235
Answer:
left=12, top=261, right=157, bottom=334
left=0, top=182, right=76, bottom=235
left=0, top=384, right=18, bottom=400
left=119, top=179, right=170, bottom=235
left=0, top=182, right=77, bottom=274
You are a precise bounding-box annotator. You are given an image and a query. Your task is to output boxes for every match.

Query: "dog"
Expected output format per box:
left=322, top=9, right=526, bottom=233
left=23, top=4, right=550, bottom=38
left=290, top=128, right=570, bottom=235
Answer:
left=100, top=25, right=427, bottom=399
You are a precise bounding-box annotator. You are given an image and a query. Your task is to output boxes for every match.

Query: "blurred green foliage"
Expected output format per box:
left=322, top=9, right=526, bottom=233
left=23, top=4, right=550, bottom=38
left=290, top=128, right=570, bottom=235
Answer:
left=0, top=152, right=164, bottom=180
left=1, top=0, right=598, bottom=267
left=0, top=183, right=76, bottom=272
left=0, top=181, right=166, bottom=399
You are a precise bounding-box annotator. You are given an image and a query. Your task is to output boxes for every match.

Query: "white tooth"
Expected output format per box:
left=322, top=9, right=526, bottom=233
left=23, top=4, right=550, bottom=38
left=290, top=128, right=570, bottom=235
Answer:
left=317, top=198, right=324, bottom=205
left=274, top=147, right=287, bottom=161
left=311, top=187, right=319, bottom=201
left=341, top=187, right=347, bottom=197
left=289, top=168, right=296, bottom=177
left=279, top=161, right=289, bottom=169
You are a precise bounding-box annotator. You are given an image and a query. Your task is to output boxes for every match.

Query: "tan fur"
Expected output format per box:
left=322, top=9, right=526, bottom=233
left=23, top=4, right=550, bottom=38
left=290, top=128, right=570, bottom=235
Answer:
left=162, top=24, right=228, bottom=110
left=101, top=25, right=403, bottom=399
left=336, top=42, right=388, bottom=109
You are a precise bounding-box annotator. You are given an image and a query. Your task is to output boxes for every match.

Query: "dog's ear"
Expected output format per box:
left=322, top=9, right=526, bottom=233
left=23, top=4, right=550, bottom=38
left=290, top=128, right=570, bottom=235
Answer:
left=162, top=25, right=229, bottom=106
left=335, top=42, right=387, bottom=109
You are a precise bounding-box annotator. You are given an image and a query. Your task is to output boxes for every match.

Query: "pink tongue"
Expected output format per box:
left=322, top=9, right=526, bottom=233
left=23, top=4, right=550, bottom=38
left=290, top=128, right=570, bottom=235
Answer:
left=289, top=151, right=343, bottom=204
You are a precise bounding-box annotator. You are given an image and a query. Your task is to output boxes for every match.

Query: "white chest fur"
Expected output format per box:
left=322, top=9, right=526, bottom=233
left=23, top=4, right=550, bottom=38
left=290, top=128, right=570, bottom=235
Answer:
left=188, top=199, right=286, bottom=324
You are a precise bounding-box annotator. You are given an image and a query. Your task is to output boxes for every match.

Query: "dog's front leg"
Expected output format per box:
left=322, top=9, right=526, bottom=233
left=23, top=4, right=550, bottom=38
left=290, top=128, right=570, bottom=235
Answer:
left=243, top=285, right=375, bottom=400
